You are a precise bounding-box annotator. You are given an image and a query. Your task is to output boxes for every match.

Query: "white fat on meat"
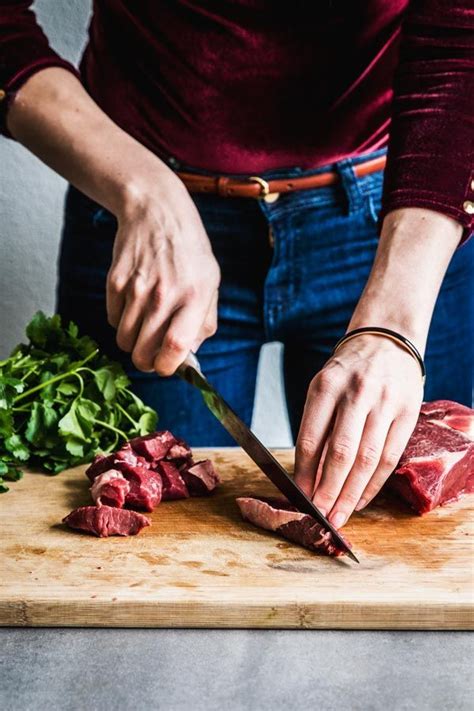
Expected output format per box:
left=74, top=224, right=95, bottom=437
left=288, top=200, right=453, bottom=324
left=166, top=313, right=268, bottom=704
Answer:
left=428, top=417, right=474, bottom=441
left=90, top=469, right=128, bottom=504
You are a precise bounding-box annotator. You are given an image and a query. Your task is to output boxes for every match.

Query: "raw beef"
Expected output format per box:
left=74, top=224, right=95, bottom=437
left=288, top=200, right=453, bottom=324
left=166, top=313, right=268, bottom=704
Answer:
left=66, top=431, right=220, bottom=538
left=182, top=459, right=220, bottom=496
left=236, top=497, right=349, bottom=557
left=167, top=438, right=193, bottom=465
left=158, top=460, right=189, bottom=501
left=418, top=400, right=474, bottom=438
left=129, top=430, right=177, bottom=463
left=389, top=400, right=474, bottom=513
left=86, top=443, right=148, bottom=482
left=63, top=506, right=150, bottom=537
left=120, top=464, right=162, bottom=511
left=90, top=469, right=130, bottom=508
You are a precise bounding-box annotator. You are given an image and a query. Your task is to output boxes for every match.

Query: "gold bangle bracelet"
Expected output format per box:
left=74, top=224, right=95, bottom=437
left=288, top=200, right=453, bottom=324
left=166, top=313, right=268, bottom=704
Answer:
left=332, top=327, right=426, bottom=385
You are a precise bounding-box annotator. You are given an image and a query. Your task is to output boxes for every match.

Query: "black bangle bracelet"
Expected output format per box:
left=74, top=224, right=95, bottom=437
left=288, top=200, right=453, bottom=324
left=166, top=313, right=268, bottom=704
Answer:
left=332, top=327, right=426, bottom=384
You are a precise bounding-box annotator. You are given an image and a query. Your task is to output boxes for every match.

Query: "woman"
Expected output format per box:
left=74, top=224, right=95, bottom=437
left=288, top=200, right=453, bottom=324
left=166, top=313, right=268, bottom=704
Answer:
left=1, top=1, right=472, bottom=530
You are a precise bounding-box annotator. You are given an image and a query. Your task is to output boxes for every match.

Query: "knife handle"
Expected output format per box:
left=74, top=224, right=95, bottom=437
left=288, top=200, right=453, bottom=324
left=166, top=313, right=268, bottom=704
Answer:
left=177, top=352, right=202, bottom=376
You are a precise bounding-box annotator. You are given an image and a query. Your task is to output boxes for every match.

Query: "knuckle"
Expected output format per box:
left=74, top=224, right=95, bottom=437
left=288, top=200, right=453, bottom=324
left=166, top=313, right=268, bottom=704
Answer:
left=357, top=445, right=379, bottom=470
left=381, top=451, right=401, bottom=471
left=339, top=490, right=361, bottom=508
left=328, top=439, right=352, bottom=465
left=363, top=477, right=386, bottom=502
left=130, top=276, right=147, bottom=299
left=107, top=308, right=118, bottom=328
left=164, top=333, right=187, bottom=354
left=203, top=321, right=217, bottom=337
left=181, top=284, right=198, bottom=302
left=154, top=362, right=175, bottom=377
left=312, top=369, right=341, bottom=396
left=108, top=271, right=126, bottom=294
left=131, top=352, right=153, bottom=373
left=116, top=332, right=132, bottom=353
left=315, top=489, right=337, bottom=507
left=296, top=436, right=317, bottom=461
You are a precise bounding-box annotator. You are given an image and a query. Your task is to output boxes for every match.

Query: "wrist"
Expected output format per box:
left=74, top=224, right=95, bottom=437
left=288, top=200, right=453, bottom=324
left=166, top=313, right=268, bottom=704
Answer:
left=348, top=207, right=462, bottom=351
left=348, top=305, right=428, bottom=352
left=116, top=160, right=186, bottom=221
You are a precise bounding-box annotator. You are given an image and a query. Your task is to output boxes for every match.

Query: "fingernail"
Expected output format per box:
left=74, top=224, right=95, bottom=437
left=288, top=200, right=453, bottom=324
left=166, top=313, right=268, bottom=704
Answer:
left=330, top=512, right=347, bottom=529
left=355, top=499, right=367, bottom=511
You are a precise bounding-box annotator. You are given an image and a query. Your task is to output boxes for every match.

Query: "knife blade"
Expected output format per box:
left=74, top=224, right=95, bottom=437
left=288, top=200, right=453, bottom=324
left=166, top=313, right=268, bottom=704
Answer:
left=177, top=353, right=358, bottom=563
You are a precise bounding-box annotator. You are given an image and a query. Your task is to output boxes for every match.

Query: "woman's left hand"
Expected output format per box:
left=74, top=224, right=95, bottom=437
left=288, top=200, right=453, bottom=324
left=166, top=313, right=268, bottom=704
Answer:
left=294, top=334, right=423, bottom=529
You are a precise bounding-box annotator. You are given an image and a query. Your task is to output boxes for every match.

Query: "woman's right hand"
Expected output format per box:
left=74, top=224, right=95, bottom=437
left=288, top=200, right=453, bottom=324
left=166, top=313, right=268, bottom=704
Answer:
left=6, top=67, right=220, bottom=376
left=107, top=174, right=221, bottom=375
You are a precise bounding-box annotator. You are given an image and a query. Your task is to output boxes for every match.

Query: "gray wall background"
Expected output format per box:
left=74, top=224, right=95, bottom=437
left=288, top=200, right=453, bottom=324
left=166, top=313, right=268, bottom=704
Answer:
left=0, top=0, right=292, bottom=446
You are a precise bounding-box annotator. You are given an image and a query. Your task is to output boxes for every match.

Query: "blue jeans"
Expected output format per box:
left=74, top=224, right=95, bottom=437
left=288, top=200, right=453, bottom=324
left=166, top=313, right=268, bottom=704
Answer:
left=57, top=149, right=473, bottom=445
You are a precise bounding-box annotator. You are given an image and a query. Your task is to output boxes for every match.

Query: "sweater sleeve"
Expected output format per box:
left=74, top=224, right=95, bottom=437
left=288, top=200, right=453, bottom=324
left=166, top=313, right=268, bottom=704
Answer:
left=0, top=1, right=81, bottom=137
left=381, top=0, right=474, bottom=238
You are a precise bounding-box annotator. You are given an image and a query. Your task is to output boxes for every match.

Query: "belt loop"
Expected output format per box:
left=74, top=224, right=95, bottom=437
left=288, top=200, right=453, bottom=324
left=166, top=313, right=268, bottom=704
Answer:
left=336, top=157, right=364, bottom=215
left=217, top=176, right=230, bottom=197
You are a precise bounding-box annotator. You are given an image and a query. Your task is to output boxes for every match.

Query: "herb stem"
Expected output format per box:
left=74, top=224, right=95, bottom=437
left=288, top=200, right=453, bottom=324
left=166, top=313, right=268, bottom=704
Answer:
left=93, top=419, right=128, bottom=439
left=116, top=403, right=139, bottom=427
left=14, top=349, right=98, bottom=403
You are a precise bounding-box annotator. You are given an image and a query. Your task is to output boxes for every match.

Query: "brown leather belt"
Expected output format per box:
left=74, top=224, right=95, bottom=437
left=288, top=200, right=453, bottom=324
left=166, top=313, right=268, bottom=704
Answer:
left=178, top=154, right=386, bottom=200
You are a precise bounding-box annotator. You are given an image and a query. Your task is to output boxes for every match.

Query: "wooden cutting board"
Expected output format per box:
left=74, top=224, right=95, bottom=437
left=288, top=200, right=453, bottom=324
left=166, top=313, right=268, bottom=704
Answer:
left=1, top=449, right=473, bottom=629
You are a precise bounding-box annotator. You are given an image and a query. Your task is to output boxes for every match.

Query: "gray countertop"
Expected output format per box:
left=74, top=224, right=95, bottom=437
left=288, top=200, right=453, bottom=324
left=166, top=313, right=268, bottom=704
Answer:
left=1, top=629, right=473, bottom=711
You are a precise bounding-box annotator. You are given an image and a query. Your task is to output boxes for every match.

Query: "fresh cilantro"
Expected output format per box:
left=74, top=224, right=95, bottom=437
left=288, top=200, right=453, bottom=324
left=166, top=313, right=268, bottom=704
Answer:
left=0, top=312, right=158, bottom=492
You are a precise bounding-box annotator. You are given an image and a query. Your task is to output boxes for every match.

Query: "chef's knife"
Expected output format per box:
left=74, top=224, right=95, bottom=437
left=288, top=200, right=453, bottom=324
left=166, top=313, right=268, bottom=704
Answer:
left=177, top=353, right=358, bottom=563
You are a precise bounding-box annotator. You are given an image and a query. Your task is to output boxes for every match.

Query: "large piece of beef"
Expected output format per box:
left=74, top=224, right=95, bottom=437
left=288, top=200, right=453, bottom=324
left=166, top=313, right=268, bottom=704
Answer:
left=236, top=497, right=350, bottom=557
left=389, top=400, right=474, bottom=513
left=63, top=506, right=150, bottom=537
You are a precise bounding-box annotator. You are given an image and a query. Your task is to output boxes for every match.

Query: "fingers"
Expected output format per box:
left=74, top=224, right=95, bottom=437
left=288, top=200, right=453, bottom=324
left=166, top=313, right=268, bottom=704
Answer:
left=106, top=266, right=127, bottom=329
left=312, top=396, right=369, bottom=518
left=153, top=297, right=211, bottom=375
left=294, top=369, right=342, bottom=497
left=355, top=412, right=418, bottom=510
left=116, top=285, right=147, bottom=352
left=324, top=409, right=391, bottom=528
left=191, top=290, right=218, bottom=353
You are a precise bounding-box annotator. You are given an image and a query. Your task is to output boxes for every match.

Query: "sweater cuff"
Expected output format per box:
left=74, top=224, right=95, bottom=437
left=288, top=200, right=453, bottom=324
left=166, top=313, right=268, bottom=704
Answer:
left=381, top=155, right=474, bottom=244
left=0, top=58, right=81, bottom=138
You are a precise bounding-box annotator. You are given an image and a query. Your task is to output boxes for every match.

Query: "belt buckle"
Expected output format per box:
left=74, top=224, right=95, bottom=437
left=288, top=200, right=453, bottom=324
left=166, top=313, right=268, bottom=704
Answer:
left=248, top=176, right=270, bottom=198
left=248, top=176, right=279, bottom=203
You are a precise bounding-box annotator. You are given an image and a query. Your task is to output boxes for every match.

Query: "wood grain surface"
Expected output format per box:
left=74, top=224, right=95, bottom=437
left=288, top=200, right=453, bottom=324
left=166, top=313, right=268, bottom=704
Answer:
left=1, top=449, right=473, bottom=629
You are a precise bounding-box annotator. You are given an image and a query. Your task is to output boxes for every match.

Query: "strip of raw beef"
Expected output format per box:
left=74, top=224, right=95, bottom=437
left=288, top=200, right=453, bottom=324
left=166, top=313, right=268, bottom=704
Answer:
left=389, top=400, right=474, bottom=514
left=63, top=506, right=150, bottom=537
left=90, top=470, right=130, bottom=508
left=157, top=461, right=189, bottom=501
left=182, top=459, right=220, bottom=496
left=119, top=464, right=163, bottom=511
left=236, top=497, right=350, bottom=557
